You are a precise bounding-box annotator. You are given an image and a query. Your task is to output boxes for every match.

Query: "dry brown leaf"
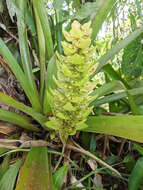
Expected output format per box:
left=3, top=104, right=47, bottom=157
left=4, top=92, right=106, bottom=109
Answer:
left=87, top=159, right=97, bottom=170
left=0, top=122, right=19, bottom=135
left=93, top=174, right=103, bottom=188
left=71, top=175, right=85, bottom=189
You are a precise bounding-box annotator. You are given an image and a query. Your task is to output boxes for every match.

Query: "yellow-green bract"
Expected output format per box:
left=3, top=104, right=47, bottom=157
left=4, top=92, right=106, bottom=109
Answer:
left=46, top=20, right=96, bottom=144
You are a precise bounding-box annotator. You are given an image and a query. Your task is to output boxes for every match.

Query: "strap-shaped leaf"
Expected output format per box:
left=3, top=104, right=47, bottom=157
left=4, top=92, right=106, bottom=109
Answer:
left=6, top=0, right=16, bottom=22
left=53, top=0, right=65, bottom=10
left=0, top=38, right=41, bottom=112
left=129, top=157, right=143, bottom=190
left=90, top=79, right=138, bottom=115
left=43, top=54, right=57, bottom=114
left=90, top=86, right=143, bottom=107
left=85, top=116, right=143, bottom=143
left=0, top=92, right=47, bottom=126
left=121, top=34, right=143, bottom=78
left=0, top=108, right=39, bottom=131
left=0, top=156, right=10, bottom=180
left=91, top=0, right=116, bottom=40
left=75, top=2, right=98, bottom=20
left=0, top=38, right=26, bottom=93
left=33, top=6, right=46, bottom=100
left=93, top=27, right=143, bottom=75
left=32, top=0, right=54, bottom=60
left=16, top=0, right=42, bottom=112
left=0, top=159, right=21, bottom=190
left=0, top=1, right=3, bottom=13
left=102, top=64, right=130, bottom=89
left=53, top=166, right=68, bottom=190
left=91, top=80, right=124, bottom=98
left=15, top=147, right=51, bottom=190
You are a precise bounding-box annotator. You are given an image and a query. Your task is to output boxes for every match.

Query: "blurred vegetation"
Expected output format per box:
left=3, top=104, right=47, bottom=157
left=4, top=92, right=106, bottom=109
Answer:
left=0, top=0, right=143, bottom=189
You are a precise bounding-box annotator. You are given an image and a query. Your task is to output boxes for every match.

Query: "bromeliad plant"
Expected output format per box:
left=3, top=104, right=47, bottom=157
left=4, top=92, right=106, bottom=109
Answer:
left=0, top=0, right=143, bottom=189
left=46, top=20, right=96, bottom=143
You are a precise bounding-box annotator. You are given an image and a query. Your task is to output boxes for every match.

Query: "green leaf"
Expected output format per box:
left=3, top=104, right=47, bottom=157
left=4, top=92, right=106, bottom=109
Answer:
left=33, top=6, right=46, bottom=100
left=102, top=64, right=130, bottom=89
left=32, top=0, right=54, bottom=60
left=126, top=90, right=139, bottom=115
left=0, top=92, right=47, bottom=126
left=0, top=0, right=3, bottom=13
left=91, top=80, right=124, bottom=98
left=0, top=108, right=39, bottom=131
left=53, top=166, right=68, bottom=190
left=134, top=143, right=143, bottom=156
left=72, top=0, right=81, bottom=9
left=91, top=79, right=138, bottom=115
left=0, top=159, right=21, bottom=190
left=53, top=0, right=65, bottom=10
left=81, top=132, right=91, bottom=150
left=123, top=155, right=135, bottom=171
left=75, top=2, right=97, bottom=20
left=0, top=38, right=25, bottom=92
left=26, top=8, right=36, bottom=37
left=90, top=134, right=96, bottom=152
left=90, top=86, right=143, bottom=107
left=94, top=27, right=143, bottom=74
left=15, top=147, right=51, bottom=190
left=16, top=0, right=42, bottom=112
left=6, top=0, right=16, bottom=22
left=105, top=155, right=119, bottom=165
left=76, top=122, right=88, bottom=130
left=0, top=38, right=42, bottom=112
left=121, top=34, right=143, bottom=78
left=91, top=0, right=116, bottom=40
left=84, top=116, right=143, bottom=143
left=55, top=15, right=63, bottom=55
left=129, top=157, right=143, bottom=190
left=46, top=55, right=57, bottom=89
left=0, top=156, right=10, bottom=180
left=43, top=54, right=57, bottom=114
left=136, top=0, right=142, bottom=18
